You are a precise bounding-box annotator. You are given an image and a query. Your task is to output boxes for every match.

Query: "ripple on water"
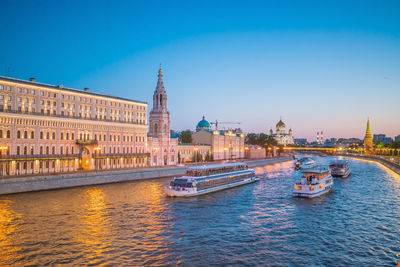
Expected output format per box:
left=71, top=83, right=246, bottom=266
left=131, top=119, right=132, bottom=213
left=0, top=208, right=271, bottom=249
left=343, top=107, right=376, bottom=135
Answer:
left=0, top=157, right=399, bottom=265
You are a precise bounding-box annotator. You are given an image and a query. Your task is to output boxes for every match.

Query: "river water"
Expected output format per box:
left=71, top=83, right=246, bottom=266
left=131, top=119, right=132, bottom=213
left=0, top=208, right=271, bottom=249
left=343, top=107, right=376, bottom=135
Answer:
left=0, top=156, right=399, bottom=266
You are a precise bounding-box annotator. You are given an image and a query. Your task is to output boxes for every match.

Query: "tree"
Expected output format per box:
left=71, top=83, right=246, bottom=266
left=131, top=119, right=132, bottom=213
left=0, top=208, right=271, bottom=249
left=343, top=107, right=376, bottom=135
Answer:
left=375, top=141, right=384, bottom=149
left=180, top=130, right=192, bottom=144
left=245, top=133, right=258, bottom=145
left=388, top=141, right=400, bottom=149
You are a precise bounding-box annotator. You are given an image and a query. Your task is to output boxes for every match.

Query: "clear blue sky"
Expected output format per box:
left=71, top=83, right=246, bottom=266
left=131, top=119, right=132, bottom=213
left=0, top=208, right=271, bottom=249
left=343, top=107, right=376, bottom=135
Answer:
left=1, top=0, right=399, bottom=140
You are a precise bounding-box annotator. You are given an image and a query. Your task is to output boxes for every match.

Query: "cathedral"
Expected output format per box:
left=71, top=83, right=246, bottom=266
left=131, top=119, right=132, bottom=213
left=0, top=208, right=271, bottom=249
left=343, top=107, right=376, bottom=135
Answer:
left=148, top=67, right=178, bottom=166
left=270, top=118, right=294, bottom=146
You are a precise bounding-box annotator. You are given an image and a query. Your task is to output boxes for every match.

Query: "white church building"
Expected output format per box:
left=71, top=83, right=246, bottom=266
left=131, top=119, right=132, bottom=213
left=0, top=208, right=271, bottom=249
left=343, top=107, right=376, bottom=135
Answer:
left=270, top=118, right=294, bottom=146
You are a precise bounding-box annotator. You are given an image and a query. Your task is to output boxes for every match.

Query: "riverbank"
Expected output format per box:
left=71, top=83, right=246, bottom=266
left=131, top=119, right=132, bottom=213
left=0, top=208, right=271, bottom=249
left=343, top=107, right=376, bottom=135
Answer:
left=341, top=154, right=400, bottom=175
left=0, top=156, right=293, bottom=195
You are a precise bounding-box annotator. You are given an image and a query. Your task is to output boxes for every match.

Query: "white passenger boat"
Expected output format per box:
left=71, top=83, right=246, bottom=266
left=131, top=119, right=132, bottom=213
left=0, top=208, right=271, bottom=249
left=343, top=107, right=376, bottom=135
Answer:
left=293, top=169, right=333, bottom=198
left=329, top=160, right=350, bottom=178
left=164, top=163, right=259, bottom=197
left=295, top=157, right=317, bottom=170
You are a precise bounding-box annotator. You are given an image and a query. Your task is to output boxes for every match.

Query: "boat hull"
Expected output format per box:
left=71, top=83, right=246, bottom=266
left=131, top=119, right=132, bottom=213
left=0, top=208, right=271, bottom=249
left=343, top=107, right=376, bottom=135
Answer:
left=331, top=169, right=351, bottom=178
left=165, top=177, right=260, bottom=197
left=293, top=184, right=333, bottom=198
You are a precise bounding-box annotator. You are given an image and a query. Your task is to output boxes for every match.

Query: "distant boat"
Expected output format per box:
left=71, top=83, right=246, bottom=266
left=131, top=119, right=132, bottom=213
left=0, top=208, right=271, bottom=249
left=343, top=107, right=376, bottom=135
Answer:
left=329, top=160, right=351, bottom=178
left=293, top=169, right=333, bottom=198
left=164, top=163, right=259, bottom=197
left=295, top=157, right=317, bottom=170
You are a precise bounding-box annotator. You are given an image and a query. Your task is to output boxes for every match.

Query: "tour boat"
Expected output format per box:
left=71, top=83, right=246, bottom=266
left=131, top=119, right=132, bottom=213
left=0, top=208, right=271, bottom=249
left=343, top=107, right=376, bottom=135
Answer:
left=293, top=169, right=333, bottom=198
left=294, top=157, right=317, bottom=170
left=329, top=160, right=351, bottom=178
left=164, top=163, right=259, bottom=197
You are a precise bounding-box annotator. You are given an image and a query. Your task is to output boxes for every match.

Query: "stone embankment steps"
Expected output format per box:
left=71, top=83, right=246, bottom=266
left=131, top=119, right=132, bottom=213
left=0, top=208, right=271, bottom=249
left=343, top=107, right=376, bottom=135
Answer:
left=0, top=157, right=293, bottom=195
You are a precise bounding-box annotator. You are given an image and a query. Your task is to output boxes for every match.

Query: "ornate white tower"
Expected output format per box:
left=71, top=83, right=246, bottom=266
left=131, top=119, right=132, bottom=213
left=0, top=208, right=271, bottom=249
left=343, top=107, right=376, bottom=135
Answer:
left=149, top=66, right=175, bottom=166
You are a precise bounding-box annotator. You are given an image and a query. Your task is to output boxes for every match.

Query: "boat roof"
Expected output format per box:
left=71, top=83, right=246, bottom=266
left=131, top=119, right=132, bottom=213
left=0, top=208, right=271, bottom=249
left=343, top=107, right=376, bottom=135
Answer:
left=330, top=160, right=348, bottom=164
left=301, top=168, right=329, bottom=174
left=188, top=162, right=247, bottom=171
left=185, top=169, right=253, bottom=182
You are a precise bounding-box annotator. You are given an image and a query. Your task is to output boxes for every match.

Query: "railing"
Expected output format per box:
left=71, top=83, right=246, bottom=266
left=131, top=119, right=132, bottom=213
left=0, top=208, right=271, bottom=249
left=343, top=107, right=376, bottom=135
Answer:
left=0, top=109, right=147, bottom=125
left=93, top=153, right=150, bottom=158
left=0, top=154, right=81, bottom=160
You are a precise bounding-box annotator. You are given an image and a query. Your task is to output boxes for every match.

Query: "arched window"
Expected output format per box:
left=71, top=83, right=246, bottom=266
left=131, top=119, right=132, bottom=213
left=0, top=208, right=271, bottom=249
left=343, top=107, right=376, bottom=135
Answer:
left=154, top=123, right=158, bottom=134
left=66, top=132, right=69, bottom=140
left=66, top=146, right=69, bottom=155
left=160, top=94, right=163, bottom=106
left=31, top=131, right=34, bottom=139
left=52, top=147, right=55, bottom=154
left=17, top=131, right=21, bottom=139
left=40, top=147, right=43, bottom=154
left=7, top=130, right=10, bottom=138
left=23, top=146, right=27, bottom=155
left=31, top=146, right=34, bottom=155
left=52, top=132, right=55, bottom=139
left=24, top=131, right=27, bottom=138
left=0, top=130, right=2, bottom=138
left=40, top=132, right=43, bottom=139
left=17, top=146, right=20, bottom=155
left=46, top=146, right=49, bottom=155
left=61, top=132, right=64, bottom=140
left=46, top=132, right=49, bottom=139
left=60, top=146, right=63, bottom=154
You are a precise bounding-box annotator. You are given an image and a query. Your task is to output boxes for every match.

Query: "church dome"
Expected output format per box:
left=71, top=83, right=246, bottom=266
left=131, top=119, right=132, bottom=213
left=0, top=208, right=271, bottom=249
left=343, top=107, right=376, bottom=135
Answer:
left=276, top=119, right=285, bottom=127
left=196, top=116, right=211, bottom=131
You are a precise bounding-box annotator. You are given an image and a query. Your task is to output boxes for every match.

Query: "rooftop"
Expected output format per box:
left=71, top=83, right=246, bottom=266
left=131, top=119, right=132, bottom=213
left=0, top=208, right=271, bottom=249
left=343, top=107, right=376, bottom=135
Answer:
left=0, top=76, right=147, bottom=105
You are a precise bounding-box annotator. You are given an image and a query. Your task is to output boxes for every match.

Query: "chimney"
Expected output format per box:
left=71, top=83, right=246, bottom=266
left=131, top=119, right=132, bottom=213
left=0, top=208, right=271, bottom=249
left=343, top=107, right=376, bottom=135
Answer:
left=29, top=78, right=36, bottom=82
left=84, top=87, right=89, bottom=92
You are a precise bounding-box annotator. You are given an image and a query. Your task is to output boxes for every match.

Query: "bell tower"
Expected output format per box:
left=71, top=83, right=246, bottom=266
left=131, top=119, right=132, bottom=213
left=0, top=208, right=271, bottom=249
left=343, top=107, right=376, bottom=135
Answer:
left=149, top=65, right=172, bottom=165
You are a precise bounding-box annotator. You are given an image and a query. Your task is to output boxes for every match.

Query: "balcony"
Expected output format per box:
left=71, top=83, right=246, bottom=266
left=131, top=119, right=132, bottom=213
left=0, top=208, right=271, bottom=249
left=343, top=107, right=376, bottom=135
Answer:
left=76, top=139, right=98, bottom=146
left=93, top=152, right=150, bottom=159
left=0, top=109, right=147, bottom=125
left=0, top=154, right=81, bottom=160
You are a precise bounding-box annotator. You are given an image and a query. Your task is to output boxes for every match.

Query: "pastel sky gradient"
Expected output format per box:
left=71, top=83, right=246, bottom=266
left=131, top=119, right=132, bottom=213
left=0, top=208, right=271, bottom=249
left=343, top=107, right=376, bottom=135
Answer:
left=1, top=0, right=399, bottom=140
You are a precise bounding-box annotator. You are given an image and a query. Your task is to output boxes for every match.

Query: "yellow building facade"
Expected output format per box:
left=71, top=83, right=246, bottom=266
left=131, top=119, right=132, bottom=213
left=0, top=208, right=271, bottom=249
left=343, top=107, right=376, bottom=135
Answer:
left=0, top=76, right=149, bottom=176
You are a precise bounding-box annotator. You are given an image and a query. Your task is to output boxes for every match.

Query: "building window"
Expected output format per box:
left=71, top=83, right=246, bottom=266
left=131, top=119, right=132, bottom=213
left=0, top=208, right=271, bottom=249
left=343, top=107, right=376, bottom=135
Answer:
left=52, top=147, right=55, bottom=154
left=31, top=131, right=34, bottom=139
left=17, top=131, right=21, bottom=139
left=40, top=132, right=43, bottom=139
left=24, top=131, right=27, bottom=139
left=46, top=132, right=49, bottom=139
left=40, top=147, right=43, bottom=154
left=31, top=147, right=34, bottom=155
left=61, top=132, right=64, bottom=140
left=24, top=146, right=27, bottom=155
left=46, top=147, right=49, bottom=155
left=17, top=146, right=20, bottom=155
left=60, top=147, right=63, bottom=154
left=52, top=132, right=55, bottom=140
left=0, top=130, right=2, bottom=138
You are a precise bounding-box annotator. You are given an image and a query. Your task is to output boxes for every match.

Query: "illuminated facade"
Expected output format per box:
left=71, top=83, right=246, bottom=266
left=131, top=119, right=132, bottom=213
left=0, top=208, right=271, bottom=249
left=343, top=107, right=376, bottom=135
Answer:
left=363, top=118, right=373, bottom=154
left=270, top=119, right=294, bottom=146
left=148, top=68, right=178, bottom=166
left=0, top=76, right=149, bottom=176
left=192, top=117, right=245, bottom=160
left=178, top=144, right=211, bottom=163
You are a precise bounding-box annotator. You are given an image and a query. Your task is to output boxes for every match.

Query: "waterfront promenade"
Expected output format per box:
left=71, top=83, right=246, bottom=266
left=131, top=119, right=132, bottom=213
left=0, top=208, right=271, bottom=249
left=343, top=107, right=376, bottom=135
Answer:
left=0, top=157, right=292, bottom=195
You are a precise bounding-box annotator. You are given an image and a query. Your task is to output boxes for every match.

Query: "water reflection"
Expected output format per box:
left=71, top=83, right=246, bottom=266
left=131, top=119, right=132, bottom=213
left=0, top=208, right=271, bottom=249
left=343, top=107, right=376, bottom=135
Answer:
left=77, top=188, right=111, bottom=265
left=0, top=200, right=22, bottom=265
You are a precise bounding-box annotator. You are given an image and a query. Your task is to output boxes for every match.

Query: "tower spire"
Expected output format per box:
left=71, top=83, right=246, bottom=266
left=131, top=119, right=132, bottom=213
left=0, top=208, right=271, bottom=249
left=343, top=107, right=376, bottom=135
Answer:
left=364, top=117, right=373, bottom=154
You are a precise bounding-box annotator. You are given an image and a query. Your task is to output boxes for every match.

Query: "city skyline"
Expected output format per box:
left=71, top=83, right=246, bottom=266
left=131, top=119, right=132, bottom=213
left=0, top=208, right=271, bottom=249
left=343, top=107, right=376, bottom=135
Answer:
left=1, top=0, right=399, bottom=140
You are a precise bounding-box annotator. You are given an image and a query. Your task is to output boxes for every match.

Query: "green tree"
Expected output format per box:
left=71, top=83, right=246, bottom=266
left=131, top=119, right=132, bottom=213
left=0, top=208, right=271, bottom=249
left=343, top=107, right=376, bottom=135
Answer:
left=245, top=133, right=258, bottom=145
left=375, top=141, right=384, bottom=149
left=180, top=130, right=193, bottom=144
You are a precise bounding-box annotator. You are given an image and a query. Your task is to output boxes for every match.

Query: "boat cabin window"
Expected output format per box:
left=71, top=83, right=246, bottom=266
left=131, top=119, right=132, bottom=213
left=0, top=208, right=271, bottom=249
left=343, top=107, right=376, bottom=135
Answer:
left=186, top=164, right=248, bottom=177
left=172, top=178, right=192, bottom=187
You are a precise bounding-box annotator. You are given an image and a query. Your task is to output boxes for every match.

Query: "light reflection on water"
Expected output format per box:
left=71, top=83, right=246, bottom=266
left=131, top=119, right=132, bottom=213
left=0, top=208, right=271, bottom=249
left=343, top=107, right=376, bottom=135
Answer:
left=0, top=157, right=399, bottom=265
